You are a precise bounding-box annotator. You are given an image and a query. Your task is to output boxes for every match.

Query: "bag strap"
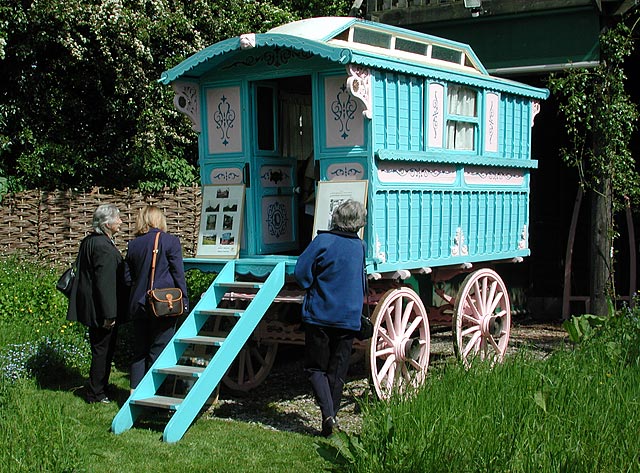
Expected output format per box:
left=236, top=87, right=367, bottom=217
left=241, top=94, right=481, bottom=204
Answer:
left=149, top=231, right=161, bottom=292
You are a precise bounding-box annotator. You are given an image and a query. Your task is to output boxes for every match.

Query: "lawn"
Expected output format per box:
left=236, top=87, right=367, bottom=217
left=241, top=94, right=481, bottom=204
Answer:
left=2, top=255, right=640, bottom=472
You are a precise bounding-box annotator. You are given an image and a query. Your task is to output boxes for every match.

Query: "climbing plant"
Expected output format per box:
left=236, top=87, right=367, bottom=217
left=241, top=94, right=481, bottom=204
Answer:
left=548, top=19, right=639, bottom=315
left=548, top=21, right=640, bottom=211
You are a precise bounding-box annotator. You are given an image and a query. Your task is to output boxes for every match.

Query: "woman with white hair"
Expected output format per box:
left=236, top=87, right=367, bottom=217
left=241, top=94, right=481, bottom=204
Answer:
left=294, top=199, right=367, bottom=437
left=67, top=203, right=128, bottom=404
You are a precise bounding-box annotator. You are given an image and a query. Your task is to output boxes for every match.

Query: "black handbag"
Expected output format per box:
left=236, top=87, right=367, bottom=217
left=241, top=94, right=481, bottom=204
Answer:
left=56, top=266, right=76, bottom=298
left=146, top=232, right=184, bottom=317
left=357, top=313, right=373, bottom=341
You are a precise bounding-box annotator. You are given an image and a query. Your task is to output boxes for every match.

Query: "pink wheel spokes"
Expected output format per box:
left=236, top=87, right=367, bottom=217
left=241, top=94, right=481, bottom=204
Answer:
left=453, top=269, right=511, bottom=369
left=368, top=288, right=430, bottom=399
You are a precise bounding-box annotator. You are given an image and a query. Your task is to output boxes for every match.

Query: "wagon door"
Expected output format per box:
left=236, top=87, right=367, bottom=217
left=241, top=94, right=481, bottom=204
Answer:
left=250, top=80, right=313, bottom=254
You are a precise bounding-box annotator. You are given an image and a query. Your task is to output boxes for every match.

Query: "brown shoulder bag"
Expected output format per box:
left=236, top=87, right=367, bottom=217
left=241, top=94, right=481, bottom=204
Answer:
left=146, top=232, right=184, bottom=317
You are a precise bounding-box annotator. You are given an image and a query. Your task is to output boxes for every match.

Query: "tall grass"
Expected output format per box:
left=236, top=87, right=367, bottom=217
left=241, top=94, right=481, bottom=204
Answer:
left=320, top=311, right=640, bottom=472
left=0, top=254, right=80, bottom=345
left=0, top=377, right=82, bottom=472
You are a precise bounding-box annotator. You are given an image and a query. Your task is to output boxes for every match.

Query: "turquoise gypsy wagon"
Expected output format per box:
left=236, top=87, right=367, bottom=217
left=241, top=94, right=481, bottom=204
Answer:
left=113, top=17, right=548, bottom=442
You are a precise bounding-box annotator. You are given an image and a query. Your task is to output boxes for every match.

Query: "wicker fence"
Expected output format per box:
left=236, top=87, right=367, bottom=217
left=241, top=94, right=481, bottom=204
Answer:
left=0, top=186, right=203, bottom=265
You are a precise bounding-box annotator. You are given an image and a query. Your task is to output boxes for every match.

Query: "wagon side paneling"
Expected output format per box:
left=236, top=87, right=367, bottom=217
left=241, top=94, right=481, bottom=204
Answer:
left=500, top=95, right=532, bottom=161
left=371, top=184, right=530, bottom=273
left=372, top=72, right=423, bottom=152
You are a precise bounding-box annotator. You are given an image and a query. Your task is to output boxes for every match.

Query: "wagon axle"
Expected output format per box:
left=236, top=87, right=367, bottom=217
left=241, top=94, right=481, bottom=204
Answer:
left=482, top=313, right=504, bottom=339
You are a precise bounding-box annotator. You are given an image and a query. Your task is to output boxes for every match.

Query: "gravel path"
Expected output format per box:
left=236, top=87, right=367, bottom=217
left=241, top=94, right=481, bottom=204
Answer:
left=206, top=322, right=569, bottom=436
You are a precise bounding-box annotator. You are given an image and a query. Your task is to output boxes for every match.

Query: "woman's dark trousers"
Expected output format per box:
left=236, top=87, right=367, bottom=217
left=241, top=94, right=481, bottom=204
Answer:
left=130, top=317, right=176, bottom=389
left=304, top=324, right=355, bottom=422
left=87, top=325, right=118, bottom=402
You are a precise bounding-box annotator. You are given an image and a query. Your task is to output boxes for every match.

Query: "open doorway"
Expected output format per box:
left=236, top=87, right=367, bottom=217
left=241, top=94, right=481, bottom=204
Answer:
left=251, top=75, right=315, bottom=255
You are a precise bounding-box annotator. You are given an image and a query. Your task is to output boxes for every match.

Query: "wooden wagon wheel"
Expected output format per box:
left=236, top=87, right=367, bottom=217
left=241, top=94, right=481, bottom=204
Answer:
left=366, top=287, right=430, bottom=399
left=452, top=268, right=511, bottom=368
left=209, top=312, right=279, bottom=392
left=222, top=340, right=278, bottom=392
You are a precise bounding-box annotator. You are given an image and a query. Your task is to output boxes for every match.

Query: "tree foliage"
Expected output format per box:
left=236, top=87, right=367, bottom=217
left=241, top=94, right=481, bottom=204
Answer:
left=548, top=21, right=640, bottom=211
left=0, top=0, right=329, bottom=192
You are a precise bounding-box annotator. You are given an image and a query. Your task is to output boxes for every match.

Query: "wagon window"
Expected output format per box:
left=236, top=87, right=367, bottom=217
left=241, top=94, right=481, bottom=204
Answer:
left=432, top=45, right=463, bottom=65
left=352, top=27, right=391, bottom=49
left=256, top=86, right=276, bottom=152
left=446, top=85, right=477, bottom=151
left=395, top=38, right=427, bottom=55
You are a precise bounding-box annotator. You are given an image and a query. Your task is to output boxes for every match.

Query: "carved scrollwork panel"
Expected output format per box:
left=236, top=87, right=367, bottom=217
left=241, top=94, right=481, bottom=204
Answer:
left=172, top=81, right=201, bottom=133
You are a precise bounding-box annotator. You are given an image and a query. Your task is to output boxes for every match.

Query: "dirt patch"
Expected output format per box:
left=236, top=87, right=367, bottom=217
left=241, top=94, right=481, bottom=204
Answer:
left=206, top=321, right=569, bottom=436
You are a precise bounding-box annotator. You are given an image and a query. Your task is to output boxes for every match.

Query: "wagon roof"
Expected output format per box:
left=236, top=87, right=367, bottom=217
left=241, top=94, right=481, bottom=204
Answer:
left=160, top=17, right=548, bottom=99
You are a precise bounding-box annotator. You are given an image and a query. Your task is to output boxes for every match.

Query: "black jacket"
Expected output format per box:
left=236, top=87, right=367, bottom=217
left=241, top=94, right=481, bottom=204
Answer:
left=66, top=233, right=128, bottom=328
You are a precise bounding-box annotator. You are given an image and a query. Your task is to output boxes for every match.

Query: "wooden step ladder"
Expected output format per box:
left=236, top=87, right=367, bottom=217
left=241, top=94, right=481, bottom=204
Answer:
left=111, top=260, right=286, bottom=443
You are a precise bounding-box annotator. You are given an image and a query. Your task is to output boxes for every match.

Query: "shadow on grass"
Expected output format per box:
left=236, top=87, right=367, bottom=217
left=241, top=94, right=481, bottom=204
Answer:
left=202, top=345, right=370, bottom=436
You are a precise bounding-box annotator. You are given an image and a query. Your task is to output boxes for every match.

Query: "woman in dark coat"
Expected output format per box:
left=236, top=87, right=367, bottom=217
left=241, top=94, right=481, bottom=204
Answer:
left=67, top=203, right=127, bottom=404
left=294, top=199, right=367, bottom=437
left=125, top=205, right=189, bottom=392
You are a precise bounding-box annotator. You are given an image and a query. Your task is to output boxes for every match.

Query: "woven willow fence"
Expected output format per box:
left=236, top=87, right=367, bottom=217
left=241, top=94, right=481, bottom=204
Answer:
left=0, top=187, right=203, bottom=265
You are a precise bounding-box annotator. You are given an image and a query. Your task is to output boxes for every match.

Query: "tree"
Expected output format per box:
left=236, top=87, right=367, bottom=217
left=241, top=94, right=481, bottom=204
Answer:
left=0, top=0, right=302, bottom=192
left=548, top=20, right=640, bottom=316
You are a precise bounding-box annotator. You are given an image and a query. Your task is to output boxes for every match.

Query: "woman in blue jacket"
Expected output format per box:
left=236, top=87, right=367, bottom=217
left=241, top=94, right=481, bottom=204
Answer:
left=125, top=205, right=189, bottom=392
left=294, top=199, right=367, bottom=437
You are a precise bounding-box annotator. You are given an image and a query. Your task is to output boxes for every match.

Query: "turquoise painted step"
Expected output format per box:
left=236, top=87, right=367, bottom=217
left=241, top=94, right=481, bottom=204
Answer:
left=111, top=260, right=286, bottom=443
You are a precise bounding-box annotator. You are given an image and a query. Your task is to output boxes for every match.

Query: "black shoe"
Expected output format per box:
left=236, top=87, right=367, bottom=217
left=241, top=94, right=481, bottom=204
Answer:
left=87, top=396, right=111, bottom=404
left=321, top=416, right=335, bottom=437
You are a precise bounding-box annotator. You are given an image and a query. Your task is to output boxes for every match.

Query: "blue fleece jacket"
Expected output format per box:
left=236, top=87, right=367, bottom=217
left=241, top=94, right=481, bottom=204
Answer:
left=294, top=230, right=365, bottom=331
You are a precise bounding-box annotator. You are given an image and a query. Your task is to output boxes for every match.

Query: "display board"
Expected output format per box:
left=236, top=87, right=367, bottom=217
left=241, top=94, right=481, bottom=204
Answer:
left=312, top=180, right=368, bottom=239
left=196, top=184, right=245, bottom=258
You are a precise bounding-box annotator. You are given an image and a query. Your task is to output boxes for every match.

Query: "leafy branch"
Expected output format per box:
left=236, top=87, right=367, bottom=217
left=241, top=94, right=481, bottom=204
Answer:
left=548, top=21, right=640, bottom=211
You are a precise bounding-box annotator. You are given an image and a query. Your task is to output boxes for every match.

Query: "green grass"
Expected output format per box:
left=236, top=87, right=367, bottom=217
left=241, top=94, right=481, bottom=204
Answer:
left=0, top=255, right=328, bottom=472
left=319, top=314, right=640, bottom=472
left=2, top=254, right=640, bottom=472
left=0, top=371, right=328, bottom=473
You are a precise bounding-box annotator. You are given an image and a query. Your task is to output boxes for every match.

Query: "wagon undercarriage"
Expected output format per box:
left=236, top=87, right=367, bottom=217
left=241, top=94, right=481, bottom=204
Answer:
left=199, top=260, right=512, bottom=398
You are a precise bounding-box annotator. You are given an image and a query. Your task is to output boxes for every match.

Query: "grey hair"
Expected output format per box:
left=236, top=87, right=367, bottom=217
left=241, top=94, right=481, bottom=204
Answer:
left=329, top=199, right=367, bottom=233
left=93, top=203, right=120, bottom=235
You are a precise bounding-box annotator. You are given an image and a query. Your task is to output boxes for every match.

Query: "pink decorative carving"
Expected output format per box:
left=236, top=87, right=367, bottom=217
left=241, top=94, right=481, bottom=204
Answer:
left=377, top=161, right=456, bottom=184
left=451, top=228, right=469, bottom=257
left=464, top=166, right=524, bottom=186
left=531, top=100, right=541, bottom=127
left=346, top=65, right=372, bottom=119
left=484, top=93, right=499, bottom=153
left=172, top=81, right=201, bottom=132
left=518, top=224, right=528, bottom=249
left=239, top=34, right=256, bottom=49
left=428, top=83, right=444, bottom=148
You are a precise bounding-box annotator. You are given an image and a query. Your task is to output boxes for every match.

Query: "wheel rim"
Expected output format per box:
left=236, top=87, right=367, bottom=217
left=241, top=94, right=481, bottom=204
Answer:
left=453, top=269, right=511, bottom=368
left=367, top=287, right=430, bottom=399
left=222, top=340, right=278, bottom=392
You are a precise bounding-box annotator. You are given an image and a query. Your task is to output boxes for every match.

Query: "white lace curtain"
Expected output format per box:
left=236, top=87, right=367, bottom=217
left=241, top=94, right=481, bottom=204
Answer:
left=446, top=85, right=477, bottom=150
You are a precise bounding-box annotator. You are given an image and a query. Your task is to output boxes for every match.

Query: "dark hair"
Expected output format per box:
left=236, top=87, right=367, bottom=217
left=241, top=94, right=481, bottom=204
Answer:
left=330, top=199, right=367, bottom=233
